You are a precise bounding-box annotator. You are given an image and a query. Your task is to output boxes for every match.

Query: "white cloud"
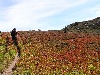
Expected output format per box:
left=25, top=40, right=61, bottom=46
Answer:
left=0, top=0, right=91, bottom=31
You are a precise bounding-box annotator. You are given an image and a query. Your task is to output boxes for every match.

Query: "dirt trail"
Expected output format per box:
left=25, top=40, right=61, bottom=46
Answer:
left=2, top=53, right=19, bottom=75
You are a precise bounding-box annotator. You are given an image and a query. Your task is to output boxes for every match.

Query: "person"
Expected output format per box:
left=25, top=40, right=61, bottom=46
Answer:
left=11, top=28, right=20, bottom=57
left=11, top=28, right=17, bottom=41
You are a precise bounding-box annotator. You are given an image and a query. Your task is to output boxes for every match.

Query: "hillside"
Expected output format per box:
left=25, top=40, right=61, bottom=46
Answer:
left=0, top=30, right=100, bottom=75
left=0, top=17, right=100, bottom=75
left=62, top=17, right=100, bottom=33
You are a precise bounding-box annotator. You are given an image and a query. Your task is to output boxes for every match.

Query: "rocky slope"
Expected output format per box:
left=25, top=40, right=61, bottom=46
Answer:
left=63, top=17, right=100, bottom=33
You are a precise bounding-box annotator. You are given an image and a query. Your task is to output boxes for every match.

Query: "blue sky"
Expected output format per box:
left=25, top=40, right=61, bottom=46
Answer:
left=0, top=0, right=100, bottom=31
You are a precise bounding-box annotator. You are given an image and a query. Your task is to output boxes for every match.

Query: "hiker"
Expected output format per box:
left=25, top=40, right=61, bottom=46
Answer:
left=11, top=28, right=17, bottom=41
left=11, top=28, right=21, bottom=57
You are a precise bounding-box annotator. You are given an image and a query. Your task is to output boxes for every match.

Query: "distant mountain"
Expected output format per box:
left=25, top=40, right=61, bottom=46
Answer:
left=62, top=17, right=100, bottom=34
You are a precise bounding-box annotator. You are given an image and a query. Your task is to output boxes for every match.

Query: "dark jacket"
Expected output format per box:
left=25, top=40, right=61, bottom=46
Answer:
left=11, top=29, right=17, bottom=40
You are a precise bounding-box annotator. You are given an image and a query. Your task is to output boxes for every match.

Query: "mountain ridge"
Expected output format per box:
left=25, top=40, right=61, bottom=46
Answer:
left=63, top=17, right=100, bottom=33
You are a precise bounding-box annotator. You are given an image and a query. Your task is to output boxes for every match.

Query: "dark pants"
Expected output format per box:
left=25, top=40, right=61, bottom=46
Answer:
left=12, top=36, right=20, bottom=57
left=12, top=36, right=17, bottom=41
